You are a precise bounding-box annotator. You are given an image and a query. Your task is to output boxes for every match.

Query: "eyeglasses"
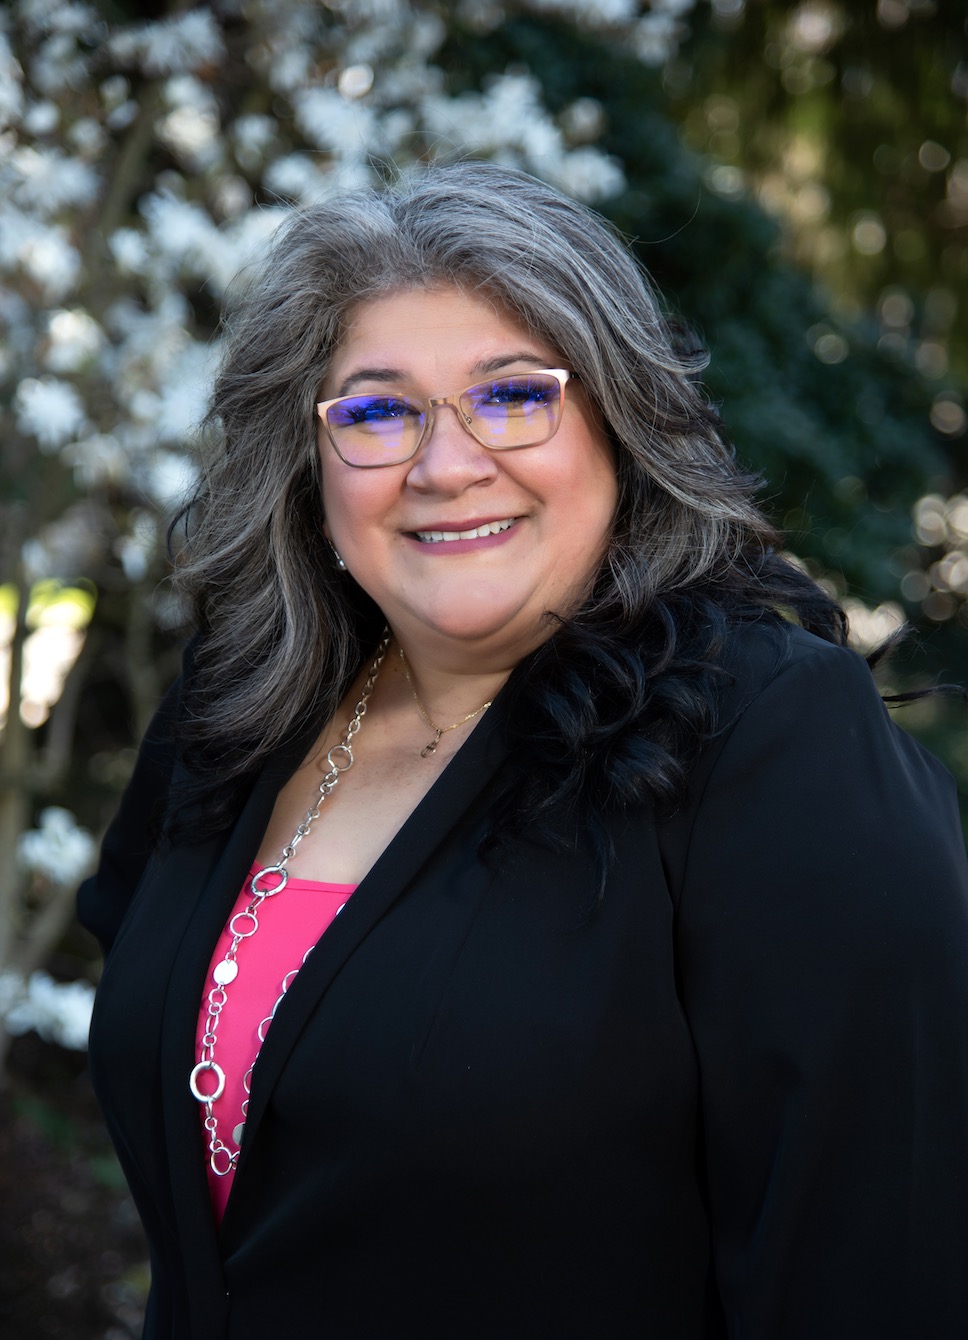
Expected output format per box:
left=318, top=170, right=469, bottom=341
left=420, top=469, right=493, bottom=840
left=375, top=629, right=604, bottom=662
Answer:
left=316, top=368, right=575, bottom=468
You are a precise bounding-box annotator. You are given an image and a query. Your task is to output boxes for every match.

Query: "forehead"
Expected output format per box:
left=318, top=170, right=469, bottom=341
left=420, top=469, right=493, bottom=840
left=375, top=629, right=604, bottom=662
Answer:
left=327, top=285, right=557, bottom=378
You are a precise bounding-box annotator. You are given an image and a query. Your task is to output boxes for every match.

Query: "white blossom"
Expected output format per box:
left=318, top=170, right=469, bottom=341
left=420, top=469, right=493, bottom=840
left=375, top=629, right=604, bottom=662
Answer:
left=292, top=85, right=379, bottom=156
left=18, top=0, right=101, bottom=40
left=525, top=0, right=638, bottom=22
left=23, top=99, right=59, bottom=135
left=158, top=75, right=222, bottom=170
left=15, top=374, right=87, bottom=448
left=145, top=448, right=198, bottom=507
left=64, top=432, right=130, bottom=488
left=110, top=9, right=224, bottom=77
left=140, top=191, right=219, bottom=274
left=213, top=174, right=252, bottom=220
left=232, top=113, right=277, bottom=172
left=264, top=152, right=334, bottom=203
left=0, top=206, right=36, bottom=269
left=27, top=28, right=96, bottom=99
left=105, top=98, right=137, bottom=131
left=152, top=338, right=217, bottom=442
left=0, top=970, right=94, bottom=1051
left=44, top=307, right=104, bottom=373
left=560, top=96, right=606, bottom=144
left=11, top=218, right=81, bottom=298
left=108, top=226, right=148, bottom=274
left=67, top=114, right=107, bottom=156
left=261, top=42, right=315, bottom=96
left=379, top=107, right=416, bottom=151
left=633, top=11, right=686, bottom=65
left=18, top=806, right=97, bottom=886
left=105, top=290, right=193, bottom=357
left=547, top=145, right=625, bottom=201
left=98, top=72, right=129, bottom=107
left=340, top=0, right=408, bottom=23
left=212, top=206, right=289, bottom=294
left=9, top=144, right=99, bottom=213
left=423, top=74, right=540, bottom=156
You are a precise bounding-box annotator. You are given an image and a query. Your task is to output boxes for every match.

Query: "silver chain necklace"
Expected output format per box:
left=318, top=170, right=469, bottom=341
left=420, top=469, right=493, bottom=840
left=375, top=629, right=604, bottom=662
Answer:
left=188, top=634, right=390, bottom=1178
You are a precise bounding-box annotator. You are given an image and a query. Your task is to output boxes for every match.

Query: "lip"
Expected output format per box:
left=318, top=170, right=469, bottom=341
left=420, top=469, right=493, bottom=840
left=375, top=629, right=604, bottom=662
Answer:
left=404, top=515, right=522, bottom=554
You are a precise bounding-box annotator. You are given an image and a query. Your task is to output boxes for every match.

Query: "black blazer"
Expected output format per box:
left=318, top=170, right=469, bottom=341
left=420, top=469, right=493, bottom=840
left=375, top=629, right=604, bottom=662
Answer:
left=79, top=621, right=968, bottom=1339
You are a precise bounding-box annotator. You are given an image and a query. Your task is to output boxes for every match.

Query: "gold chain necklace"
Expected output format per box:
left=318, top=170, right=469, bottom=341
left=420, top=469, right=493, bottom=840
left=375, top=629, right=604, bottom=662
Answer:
left=398, top=648, right=492, bottom=757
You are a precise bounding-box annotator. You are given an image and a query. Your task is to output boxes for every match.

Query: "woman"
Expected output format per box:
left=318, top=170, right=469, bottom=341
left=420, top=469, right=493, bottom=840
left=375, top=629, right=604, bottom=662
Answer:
left=79, top=162, right=968, bottom=1339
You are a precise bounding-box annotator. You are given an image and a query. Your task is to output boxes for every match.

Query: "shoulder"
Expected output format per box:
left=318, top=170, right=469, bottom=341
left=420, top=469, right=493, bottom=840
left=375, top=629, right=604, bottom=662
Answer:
left=711, top=616, right=874, bottom=725
left=700, top=616, right=935, bottom=783
left=657, top=616, right=964, bottom=903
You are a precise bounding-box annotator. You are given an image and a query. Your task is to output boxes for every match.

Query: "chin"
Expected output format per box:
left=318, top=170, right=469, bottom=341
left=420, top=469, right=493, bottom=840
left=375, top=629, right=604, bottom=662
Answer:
left=404, top=602, right=536, bottom=649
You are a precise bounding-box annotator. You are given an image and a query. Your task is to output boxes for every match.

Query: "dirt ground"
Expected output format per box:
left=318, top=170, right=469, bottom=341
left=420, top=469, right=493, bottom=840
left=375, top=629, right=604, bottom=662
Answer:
left=0, top=1032, right=148, bottom=1339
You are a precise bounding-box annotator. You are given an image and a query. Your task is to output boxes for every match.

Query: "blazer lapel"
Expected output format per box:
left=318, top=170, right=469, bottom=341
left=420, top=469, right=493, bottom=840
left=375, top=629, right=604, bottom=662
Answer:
left=225, top=697, right=511, bottom=1211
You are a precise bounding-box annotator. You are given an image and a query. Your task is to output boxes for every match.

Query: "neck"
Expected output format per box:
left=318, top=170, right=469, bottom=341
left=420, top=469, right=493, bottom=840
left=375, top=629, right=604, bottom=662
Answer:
left=390, top=641, right=512, bottom=723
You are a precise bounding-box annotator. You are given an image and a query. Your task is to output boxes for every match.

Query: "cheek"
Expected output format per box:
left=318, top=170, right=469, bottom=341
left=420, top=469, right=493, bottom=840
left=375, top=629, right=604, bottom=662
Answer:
left=558, top=439, right=618, bottom=530
left=318, top=445, right=356, bottom=540
left=319, top=456, right=396, bottom=552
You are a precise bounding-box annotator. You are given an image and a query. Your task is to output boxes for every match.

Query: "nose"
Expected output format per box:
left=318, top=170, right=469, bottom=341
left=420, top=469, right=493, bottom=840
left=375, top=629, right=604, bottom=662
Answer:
left=405, top=400, right=499, bottom=494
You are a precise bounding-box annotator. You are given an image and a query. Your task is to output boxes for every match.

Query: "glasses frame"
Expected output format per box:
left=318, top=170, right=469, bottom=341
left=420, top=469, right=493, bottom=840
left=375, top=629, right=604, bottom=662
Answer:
left=316, top=368, right=576, bottom=469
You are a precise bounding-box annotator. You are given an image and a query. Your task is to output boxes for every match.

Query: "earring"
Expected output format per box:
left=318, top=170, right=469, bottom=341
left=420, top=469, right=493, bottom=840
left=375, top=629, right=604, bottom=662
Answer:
left=329, top=542, right=347, bottom=572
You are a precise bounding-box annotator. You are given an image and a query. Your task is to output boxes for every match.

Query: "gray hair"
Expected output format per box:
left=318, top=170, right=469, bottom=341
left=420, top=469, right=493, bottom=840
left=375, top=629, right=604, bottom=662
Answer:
left=175, top=161, right=774, bottom=783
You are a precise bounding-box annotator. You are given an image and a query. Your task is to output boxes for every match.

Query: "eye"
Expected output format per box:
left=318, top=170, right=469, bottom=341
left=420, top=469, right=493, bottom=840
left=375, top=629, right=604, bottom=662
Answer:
left=339, top=395, right=421, bottom=425
left=328, top=395, right=424, bottom=432
left=485, top=377, right=538, bottom=402
left=473, top=376, right=556, bottom=408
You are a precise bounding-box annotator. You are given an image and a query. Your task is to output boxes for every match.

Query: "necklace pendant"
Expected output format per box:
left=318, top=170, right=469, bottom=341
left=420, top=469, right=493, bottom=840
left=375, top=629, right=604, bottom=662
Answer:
left=213, top=959, right=239, bottom=985
left=418, top=728, right=442, bottom=761
left=232, top=1122, right=246, bottom=1147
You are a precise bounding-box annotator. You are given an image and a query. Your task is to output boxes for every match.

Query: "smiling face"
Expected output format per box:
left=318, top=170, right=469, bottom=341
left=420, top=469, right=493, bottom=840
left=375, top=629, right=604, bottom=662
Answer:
left=318, top=285, right=618, bottom=670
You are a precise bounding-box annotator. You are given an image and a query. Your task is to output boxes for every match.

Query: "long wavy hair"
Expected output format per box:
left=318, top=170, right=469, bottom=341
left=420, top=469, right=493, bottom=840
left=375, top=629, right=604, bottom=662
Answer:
left=172, top=161, right=845, bottom=840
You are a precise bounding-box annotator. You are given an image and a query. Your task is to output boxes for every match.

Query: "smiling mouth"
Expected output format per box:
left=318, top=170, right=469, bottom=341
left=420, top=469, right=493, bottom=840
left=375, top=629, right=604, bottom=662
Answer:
left=413, top=518, right=517, bottom=543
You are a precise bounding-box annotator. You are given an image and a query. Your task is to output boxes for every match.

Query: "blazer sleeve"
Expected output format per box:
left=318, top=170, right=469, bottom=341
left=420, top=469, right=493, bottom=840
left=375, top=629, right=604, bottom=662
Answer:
left=675, top=637, right=968, bottom=1337
left=77, top=666, right=185, bottom=957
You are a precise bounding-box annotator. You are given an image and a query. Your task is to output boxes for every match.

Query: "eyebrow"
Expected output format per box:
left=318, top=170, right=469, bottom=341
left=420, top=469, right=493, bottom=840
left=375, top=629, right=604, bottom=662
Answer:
left=335, top=351, right=550, bottom=398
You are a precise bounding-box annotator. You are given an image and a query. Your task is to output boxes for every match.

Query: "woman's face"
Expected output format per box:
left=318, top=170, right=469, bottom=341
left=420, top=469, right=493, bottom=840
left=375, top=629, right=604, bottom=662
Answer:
left=318, top=285, right=618, bottom=668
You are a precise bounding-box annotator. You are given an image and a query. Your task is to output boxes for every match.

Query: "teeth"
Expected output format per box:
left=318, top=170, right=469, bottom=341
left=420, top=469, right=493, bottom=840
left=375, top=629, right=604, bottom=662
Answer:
left=416, top=518, right=515, bottom=543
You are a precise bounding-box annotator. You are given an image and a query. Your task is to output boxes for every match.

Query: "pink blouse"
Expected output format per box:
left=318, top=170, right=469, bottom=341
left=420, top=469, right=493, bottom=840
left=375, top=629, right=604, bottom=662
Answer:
left=194, top=865, right=357, bottom=1221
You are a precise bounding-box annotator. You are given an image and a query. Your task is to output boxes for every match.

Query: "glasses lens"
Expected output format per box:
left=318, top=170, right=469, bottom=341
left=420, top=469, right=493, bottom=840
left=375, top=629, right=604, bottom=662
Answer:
left=326, top=394, right=425, bottom=466
left=460, top=373, right=562, bottom=448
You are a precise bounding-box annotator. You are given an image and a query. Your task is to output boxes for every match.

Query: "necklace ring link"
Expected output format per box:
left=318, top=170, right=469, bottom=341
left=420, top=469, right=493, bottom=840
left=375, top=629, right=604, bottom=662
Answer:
left=326, top=743, right=354, bottom=772
left=249, top=864, right=289, bottom=897
left=189, top=1060, right=227, bottom=1103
